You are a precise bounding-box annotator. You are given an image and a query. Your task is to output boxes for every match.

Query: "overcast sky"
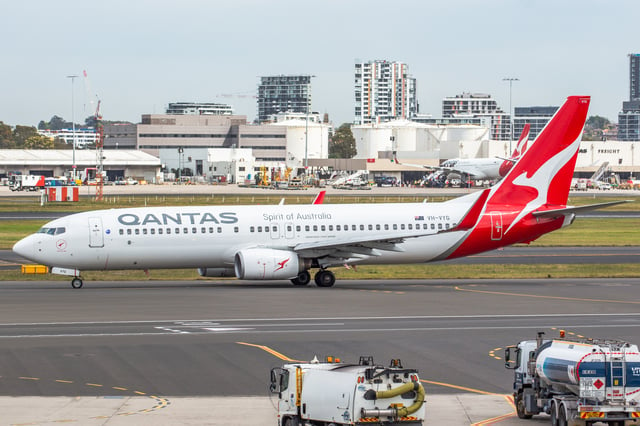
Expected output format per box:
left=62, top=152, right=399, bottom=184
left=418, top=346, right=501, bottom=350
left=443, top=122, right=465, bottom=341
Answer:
left=1, top=0, right=637, bottom=127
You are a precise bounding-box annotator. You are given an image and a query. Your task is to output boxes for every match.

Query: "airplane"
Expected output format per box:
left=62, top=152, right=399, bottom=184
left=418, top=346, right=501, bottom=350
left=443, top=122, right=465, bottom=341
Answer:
left=13, top=96, right=628, bottom=289
left=398, top=123, right=531, bottom=182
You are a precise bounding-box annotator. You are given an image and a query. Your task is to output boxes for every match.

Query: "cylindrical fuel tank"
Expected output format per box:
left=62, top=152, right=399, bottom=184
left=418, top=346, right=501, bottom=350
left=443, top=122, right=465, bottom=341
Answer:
left=535, top=340, right=640, bottom=399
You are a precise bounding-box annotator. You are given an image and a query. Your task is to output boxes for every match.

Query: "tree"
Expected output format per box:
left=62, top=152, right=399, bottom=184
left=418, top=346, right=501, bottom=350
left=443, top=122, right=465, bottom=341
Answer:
left=0, top=121, right=15, bottom=148
left=586, top=115, right=610, bottom=130
left=24, top=135, right=54, bottom=149
left=12, top=125, right=39, bottom=147
left=329, top=123, right=357, bottom=158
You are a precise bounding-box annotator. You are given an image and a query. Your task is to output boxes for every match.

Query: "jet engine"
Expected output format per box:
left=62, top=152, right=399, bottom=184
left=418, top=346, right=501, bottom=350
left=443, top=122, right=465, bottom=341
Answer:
left=197, top=267, right=235, bottom=277
left=234, top=248, right=305, bottom=280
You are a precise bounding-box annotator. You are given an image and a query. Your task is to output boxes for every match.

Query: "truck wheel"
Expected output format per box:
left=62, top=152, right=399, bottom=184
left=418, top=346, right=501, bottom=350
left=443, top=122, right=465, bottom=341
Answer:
left=557, top=404, right=567, bottom=426
left=550, top=402, right=559, bottom=426
left=71, top=278, right=83, bottom=289
left=515, top=393, right=532, bottom=419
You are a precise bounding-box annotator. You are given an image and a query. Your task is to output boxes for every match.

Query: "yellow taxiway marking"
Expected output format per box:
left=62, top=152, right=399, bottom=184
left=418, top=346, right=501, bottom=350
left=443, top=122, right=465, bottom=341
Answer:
left=455, top=285, right=640, bottom=305
left=471, top=394, right=516, bottom=425
left=420, top=379, right=499, bottom=396
left=19, top=376, right=40, bottom=381
left=236, top=342, right=302, bottom=362
left=55, top=379, right=74, bottom=384
left=488, top=347, right=502, bottom=361
left=86, top=383, right=103, bottom=387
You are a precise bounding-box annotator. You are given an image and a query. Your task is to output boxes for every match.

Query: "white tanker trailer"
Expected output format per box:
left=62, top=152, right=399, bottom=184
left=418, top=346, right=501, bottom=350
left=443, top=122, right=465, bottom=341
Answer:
left=505, top=331, right=640, bottom=426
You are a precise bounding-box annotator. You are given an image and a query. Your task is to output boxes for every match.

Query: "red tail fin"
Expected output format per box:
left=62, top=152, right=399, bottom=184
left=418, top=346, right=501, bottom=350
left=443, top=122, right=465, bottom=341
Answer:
left=499, top=123, right=531, bottom=177
left=490, top=96, right=590, bottom=208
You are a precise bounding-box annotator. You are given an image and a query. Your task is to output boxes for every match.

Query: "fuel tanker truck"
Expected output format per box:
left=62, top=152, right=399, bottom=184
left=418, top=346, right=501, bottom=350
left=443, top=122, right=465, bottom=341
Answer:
left=270, top=356, right=425, bottom=426
left=505, top=331, right=640, bottom=426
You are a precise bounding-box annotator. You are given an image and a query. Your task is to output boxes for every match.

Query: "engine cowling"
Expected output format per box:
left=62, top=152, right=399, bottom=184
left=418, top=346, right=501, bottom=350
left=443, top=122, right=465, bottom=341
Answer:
left=197, top=267, right=235, bottom=277
left=234, top=248, right=303, bottom=280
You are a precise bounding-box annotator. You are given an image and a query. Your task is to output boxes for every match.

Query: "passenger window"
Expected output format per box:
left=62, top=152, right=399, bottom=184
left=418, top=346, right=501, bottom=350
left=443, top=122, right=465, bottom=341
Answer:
left=431, top=223, right=435, bottom=230
left=296, top=225, right=301, bottom=232
left=192, top=227, right=197, bottom=234
left=158, top=228, right=163, bottom=235
left=119, top=229, right=124, bottom=235
left=150, top=229, right=155, bottom=235
left=258, top=226, right=262, bottom=232
left=166, top=228, right=171, bottom=234
left=201, top=227, right=206, bottom=233
left=423, top=224, right=428, bottom=230
left=135, top=229, right=140, bottom=235
left=360, top=225, right=364, bottom=231
left=445, top=223, right=450, bottom=229
left=376, top=224, right=380, bottom=231
left=217, top=227, right=222, bottom=233
left=313, top=225, right=318, bottom=231
left=384, top=224, right=389, bottom=230
left=351, top=225, right=356, bottom=231
left=250, top=226, right=255, bottom=232
left=127, top=229, right=132, bottom=235
left=393, top=224, right=398, bottom=230
left=400, top=224, right=405, bottom=230
left=184, top=227, right=188, bottom=234
left=438, top=223, right=442, bottom=230
left=287, top=225, right=292, bottom=232
left=209, top=227, right=214, bottom=233
left=408, top=224, right=413, bottom=230
left=336, top=225, right=341, bottom=231
left=143, top=229, right=148, bottom=235
left=328, top=225, right=333, bottom=231
left=368, top=224, right=373, bottom=231
left=305, top=225, right=310, bottom=232
left=234, top=227, right=239, bottom=233
left=176, top=228, right=180, bottom=234
left=321, top=225, right=325, bottom=232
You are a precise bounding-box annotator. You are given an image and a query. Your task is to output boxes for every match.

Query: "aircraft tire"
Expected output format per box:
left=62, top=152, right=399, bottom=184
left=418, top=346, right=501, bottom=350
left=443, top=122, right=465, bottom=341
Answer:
left=71, top=278, right=83, bottom=289
left=314, top=270, right=335, bottom=287
left=291, top=270, right=311, bottom=286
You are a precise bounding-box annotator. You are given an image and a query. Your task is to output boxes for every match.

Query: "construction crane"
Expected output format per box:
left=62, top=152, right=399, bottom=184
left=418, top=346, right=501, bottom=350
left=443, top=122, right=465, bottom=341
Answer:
left=83, top=70, right=104, bottom=201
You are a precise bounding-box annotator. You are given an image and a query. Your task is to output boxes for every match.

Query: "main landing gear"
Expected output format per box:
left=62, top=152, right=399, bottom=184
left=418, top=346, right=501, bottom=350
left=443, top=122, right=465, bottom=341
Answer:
left=290, top=269, right=336, bottom=287
left=71, top=277, right=83, bottom=289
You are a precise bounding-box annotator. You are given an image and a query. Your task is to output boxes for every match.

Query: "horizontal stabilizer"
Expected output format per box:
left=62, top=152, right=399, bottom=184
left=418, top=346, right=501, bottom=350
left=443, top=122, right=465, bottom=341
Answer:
left=532, top=200, right=632, bottom=219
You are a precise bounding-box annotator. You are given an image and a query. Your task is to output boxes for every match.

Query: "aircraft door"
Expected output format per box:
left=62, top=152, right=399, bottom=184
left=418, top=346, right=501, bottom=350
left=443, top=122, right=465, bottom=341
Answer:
left=490, top=212, right=503, bottom=241
left=88, top=217, right=104, bottom=248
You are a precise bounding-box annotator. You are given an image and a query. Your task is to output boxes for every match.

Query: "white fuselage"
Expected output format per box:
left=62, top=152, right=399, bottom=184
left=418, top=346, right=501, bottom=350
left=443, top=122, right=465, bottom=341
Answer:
left=15, top=194, right=480, bottom=272
left=440, top=158, right=503, bottom=180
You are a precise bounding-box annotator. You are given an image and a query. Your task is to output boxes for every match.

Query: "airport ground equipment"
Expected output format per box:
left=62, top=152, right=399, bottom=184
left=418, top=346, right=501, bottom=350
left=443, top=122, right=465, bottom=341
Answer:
left=505, top=331, right=640, bottom=426
left=270, top=356, right=425, bottom=426
left=8, top=174, right=45, bottom=191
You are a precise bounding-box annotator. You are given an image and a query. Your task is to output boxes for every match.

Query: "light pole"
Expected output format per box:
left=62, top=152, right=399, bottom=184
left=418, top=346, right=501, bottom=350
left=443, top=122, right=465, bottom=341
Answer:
left=502, top=77, right=519, bottom=153
left=67, top=75, right=79, bottom=181
left=304, top=75, right=316, bottom=171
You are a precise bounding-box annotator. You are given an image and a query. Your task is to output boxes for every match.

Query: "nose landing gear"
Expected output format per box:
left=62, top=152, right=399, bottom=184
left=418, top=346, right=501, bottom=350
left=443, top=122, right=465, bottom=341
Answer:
left=71, top=277, right=83, bottom=289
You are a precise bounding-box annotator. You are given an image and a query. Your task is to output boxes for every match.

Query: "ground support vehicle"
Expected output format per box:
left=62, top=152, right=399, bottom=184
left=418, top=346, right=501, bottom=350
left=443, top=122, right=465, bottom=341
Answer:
left=270, top=356, right=425, bottom=426
left=505, top=332, right=640, bottom=426
left=8, top=174, right=45, bottom=191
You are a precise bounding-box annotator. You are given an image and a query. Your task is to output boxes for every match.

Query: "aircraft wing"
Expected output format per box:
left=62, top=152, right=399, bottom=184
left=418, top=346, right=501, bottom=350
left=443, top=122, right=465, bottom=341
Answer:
left=532, top=200, right=632, bottom=219
left=291, top=189, right=490, bottom=266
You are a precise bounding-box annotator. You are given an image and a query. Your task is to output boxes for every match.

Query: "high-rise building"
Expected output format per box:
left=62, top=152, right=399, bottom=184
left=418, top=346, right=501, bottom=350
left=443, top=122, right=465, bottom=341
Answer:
left=354, top=60, right=418, bottom=125
left=618, top=54, right=640, bottom=141
left=442, top=93, right=510, bottom=141
left=257, top=75, right=312, bottom=123
left=513, top=106, right=559, bottom=140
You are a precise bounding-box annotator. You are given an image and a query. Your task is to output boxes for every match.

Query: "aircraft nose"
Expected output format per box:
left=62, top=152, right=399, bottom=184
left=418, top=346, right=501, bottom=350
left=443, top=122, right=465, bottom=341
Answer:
left=13, top=236, right=34, bottom=261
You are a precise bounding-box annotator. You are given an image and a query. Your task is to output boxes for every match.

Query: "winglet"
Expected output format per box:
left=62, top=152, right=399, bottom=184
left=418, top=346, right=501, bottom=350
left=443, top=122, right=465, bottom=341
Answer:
left=452, top=188, right=491, bottom=231
left=312, top=190, right=326, bottom=205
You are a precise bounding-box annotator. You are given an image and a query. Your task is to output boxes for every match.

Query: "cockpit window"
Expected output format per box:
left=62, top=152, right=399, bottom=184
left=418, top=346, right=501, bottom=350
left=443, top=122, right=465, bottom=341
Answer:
left=37, top=227, right=66, bottom=235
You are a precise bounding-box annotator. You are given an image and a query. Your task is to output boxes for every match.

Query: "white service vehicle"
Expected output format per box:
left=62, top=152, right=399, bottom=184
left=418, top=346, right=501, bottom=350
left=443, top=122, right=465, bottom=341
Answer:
left=505, top=331, right=640, bottom=426
left=270, top=356, right=425, bottom=426
left=8, top=174, right=45, bottom=191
